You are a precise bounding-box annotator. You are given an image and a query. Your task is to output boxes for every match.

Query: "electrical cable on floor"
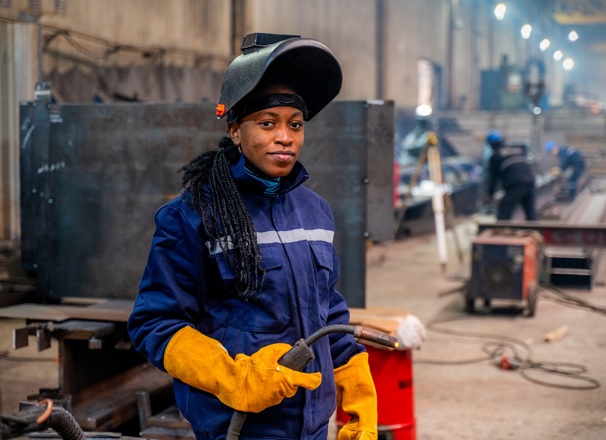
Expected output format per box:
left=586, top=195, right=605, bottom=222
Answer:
left=415, top=315, right=600, bottom=390
left=539, top=285, right=606, bottom=316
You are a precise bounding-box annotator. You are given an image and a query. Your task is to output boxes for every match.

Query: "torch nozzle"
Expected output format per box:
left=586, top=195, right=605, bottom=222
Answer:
left=304, top=324, right=399, bottom=349
left=354, top=326, right=399, bottom=349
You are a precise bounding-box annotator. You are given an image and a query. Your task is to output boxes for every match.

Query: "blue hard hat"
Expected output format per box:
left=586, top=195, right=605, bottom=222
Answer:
left=545, top=140, right=556, bottom=152
left=486, top=131, right=503, bottom=145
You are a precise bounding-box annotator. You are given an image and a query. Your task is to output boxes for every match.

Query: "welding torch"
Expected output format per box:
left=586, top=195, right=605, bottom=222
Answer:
left=226, top=324, right=399, bottom=439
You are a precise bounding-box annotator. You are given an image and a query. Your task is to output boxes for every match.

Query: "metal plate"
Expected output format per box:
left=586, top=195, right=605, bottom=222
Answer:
left=20, top=92, right=394, bottom=307
left=0, top=300, right=133, bottom=322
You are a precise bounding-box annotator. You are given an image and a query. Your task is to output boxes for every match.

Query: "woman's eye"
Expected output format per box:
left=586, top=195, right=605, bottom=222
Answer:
left=259, top=121, right=273, bottom=127
left=291, top=122, right=303, bottom=129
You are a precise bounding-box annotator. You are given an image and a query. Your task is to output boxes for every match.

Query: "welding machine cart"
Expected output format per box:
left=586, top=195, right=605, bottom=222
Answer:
left=466, top=229, right=542, bottom=316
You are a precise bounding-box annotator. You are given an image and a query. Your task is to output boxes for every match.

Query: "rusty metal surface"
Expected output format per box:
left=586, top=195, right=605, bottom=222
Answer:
left=19, top=92, right=394, bottom=307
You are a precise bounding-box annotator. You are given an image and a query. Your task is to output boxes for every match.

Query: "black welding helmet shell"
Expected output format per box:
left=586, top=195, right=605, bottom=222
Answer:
left=216, top=33, right=343, bottom=121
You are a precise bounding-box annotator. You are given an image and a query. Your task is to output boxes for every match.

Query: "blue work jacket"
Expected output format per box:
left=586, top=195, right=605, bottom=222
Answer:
left=128, top=152, right=363, bottom=439
left=557, top=146, right=585, bottom=174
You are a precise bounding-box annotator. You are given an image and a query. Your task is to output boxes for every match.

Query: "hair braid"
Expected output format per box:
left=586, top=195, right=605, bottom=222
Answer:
left=180, top=137, right=264, bottom=297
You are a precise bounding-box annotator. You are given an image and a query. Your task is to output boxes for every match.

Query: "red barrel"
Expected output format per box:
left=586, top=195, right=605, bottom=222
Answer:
left=337, top=345, right=416, bottom=440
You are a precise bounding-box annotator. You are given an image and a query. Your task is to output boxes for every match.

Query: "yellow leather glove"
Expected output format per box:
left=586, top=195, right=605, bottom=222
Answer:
left=164, top=326, right=322, bottom=413
left=335, top=352, right=378, bottom=440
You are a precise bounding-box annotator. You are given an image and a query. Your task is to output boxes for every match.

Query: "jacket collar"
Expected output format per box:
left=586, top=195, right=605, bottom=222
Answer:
left=231, top=152, right=309, bottom=195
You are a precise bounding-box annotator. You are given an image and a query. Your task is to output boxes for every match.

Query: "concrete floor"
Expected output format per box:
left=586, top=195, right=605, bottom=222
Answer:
left=1, top=218, right=606, bottom=439
left=365, top=219, right=606, bottom=440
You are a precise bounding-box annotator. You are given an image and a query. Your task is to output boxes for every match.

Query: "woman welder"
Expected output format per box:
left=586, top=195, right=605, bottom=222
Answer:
left=127, top=33, right=378, bottom=439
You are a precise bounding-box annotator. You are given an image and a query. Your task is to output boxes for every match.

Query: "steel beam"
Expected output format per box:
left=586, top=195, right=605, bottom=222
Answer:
left=478, top=221, right=606, bottom=248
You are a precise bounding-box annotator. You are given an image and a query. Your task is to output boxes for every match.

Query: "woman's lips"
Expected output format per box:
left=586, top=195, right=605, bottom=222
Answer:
left=271, top=152, right=295, bottom=162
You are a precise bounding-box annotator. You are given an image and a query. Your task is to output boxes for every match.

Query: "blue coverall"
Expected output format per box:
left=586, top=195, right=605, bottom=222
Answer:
left=128, top=152, right=364, bottom=440
left=556, top=146, right=586, bottom=199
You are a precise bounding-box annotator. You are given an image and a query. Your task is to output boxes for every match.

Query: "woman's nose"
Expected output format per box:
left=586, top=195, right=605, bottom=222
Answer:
left=274, top=125, right=293, bottom=144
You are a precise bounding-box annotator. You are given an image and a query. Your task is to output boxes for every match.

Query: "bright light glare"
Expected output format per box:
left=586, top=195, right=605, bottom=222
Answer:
left=494, top=4, right=506, bottom=20
left=521, top=24, right=532, bottom=40
left=415, top=104, right=433, bottom=117
left=553, top=50, right=563, bottom=61
left=539, top=39, right=550, bottom=51
left=563, top=58, right=574, bottom=70
left=569, top=31, right=579, bottom=42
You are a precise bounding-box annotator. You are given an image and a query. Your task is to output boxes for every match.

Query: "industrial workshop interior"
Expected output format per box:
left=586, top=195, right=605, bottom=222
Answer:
left=1, top=1, right=606, bottom=439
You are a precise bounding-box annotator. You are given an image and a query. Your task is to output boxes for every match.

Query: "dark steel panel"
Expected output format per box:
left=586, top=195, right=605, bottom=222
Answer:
left=24, top=101, right=225, bottom=300
left=305, top=101, right=395, bottom=306
left=20, top=97, right=394, bottom=307
left=365, top=100, right=395, bottom=243
left=20, top=84, right=52, bottom=278
left=304, top=102, right=370, bottom=307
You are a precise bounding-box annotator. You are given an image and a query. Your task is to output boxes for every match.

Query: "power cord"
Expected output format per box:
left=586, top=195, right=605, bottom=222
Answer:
left=539, top=284, right=606, bottom=316
left=415, top=315, right=600, bottom=390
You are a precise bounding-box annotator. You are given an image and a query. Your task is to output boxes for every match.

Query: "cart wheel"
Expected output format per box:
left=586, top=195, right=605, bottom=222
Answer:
left=527, top=282, right=538, bottom=317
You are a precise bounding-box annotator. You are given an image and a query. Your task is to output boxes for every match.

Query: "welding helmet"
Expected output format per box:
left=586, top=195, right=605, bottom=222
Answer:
left=216, top=33, right=342, bottom=122
left=545, top=140, right=556, bottom=153
left=486, top=131, right=503, bottom=146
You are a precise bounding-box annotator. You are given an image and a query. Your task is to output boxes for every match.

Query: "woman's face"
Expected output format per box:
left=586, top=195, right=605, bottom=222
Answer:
left=228, top=88, right=305, bottom=178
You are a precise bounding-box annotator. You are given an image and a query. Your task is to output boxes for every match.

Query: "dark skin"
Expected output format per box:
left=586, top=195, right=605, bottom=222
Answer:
left=227, top=86, right=305, bottom=179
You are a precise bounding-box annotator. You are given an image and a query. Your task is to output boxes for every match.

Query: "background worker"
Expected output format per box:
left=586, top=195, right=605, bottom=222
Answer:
left=127, top=34, right=379, bottom=440
left=484, top=131, right=538, bottom=221
left=545, top=140, right=587, bottom=200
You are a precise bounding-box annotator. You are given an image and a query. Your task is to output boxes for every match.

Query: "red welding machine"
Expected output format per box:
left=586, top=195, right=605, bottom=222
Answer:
left=465, top=229, right=541, bottom=316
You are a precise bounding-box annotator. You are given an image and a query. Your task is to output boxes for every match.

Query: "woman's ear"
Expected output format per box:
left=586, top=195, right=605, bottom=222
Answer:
left=228, top=122, right=240, bottom=146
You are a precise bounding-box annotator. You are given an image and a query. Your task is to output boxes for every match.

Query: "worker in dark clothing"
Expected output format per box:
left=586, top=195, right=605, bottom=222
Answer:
left=545, top=140, right=586, bottom=200
left=484, top=131, right=537, bottom=220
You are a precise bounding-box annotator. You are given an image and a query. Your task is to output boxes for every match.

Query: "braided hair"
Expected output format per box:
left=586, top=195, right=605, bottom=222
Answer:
left=180, top=137, right=264, bottom=298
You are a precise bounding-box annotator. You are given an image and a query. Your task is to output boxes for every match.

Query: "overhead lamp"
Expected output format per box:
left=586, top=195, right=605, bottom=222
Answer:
left=521, top=24, right=532, bottom=40
left=553, top=50, right=563, bottom=61
left=563, top=58, right=574, bottom=70
left=494, top=3, right=506, bottom=20
left=539, top=39, right=550, bottom=51
left=568, top=31, right=579, bottom=42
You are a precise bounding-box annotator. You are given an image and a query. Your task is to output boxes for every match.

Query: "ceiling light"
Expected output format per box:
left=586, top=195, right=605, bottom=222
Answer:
left=568, top=31, right=579, bottom=42
left=521, top=24, right=532, bottom=40
left=563, top=58, right=574, bottom=70
left=494, top=4, right=506, bottom=20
